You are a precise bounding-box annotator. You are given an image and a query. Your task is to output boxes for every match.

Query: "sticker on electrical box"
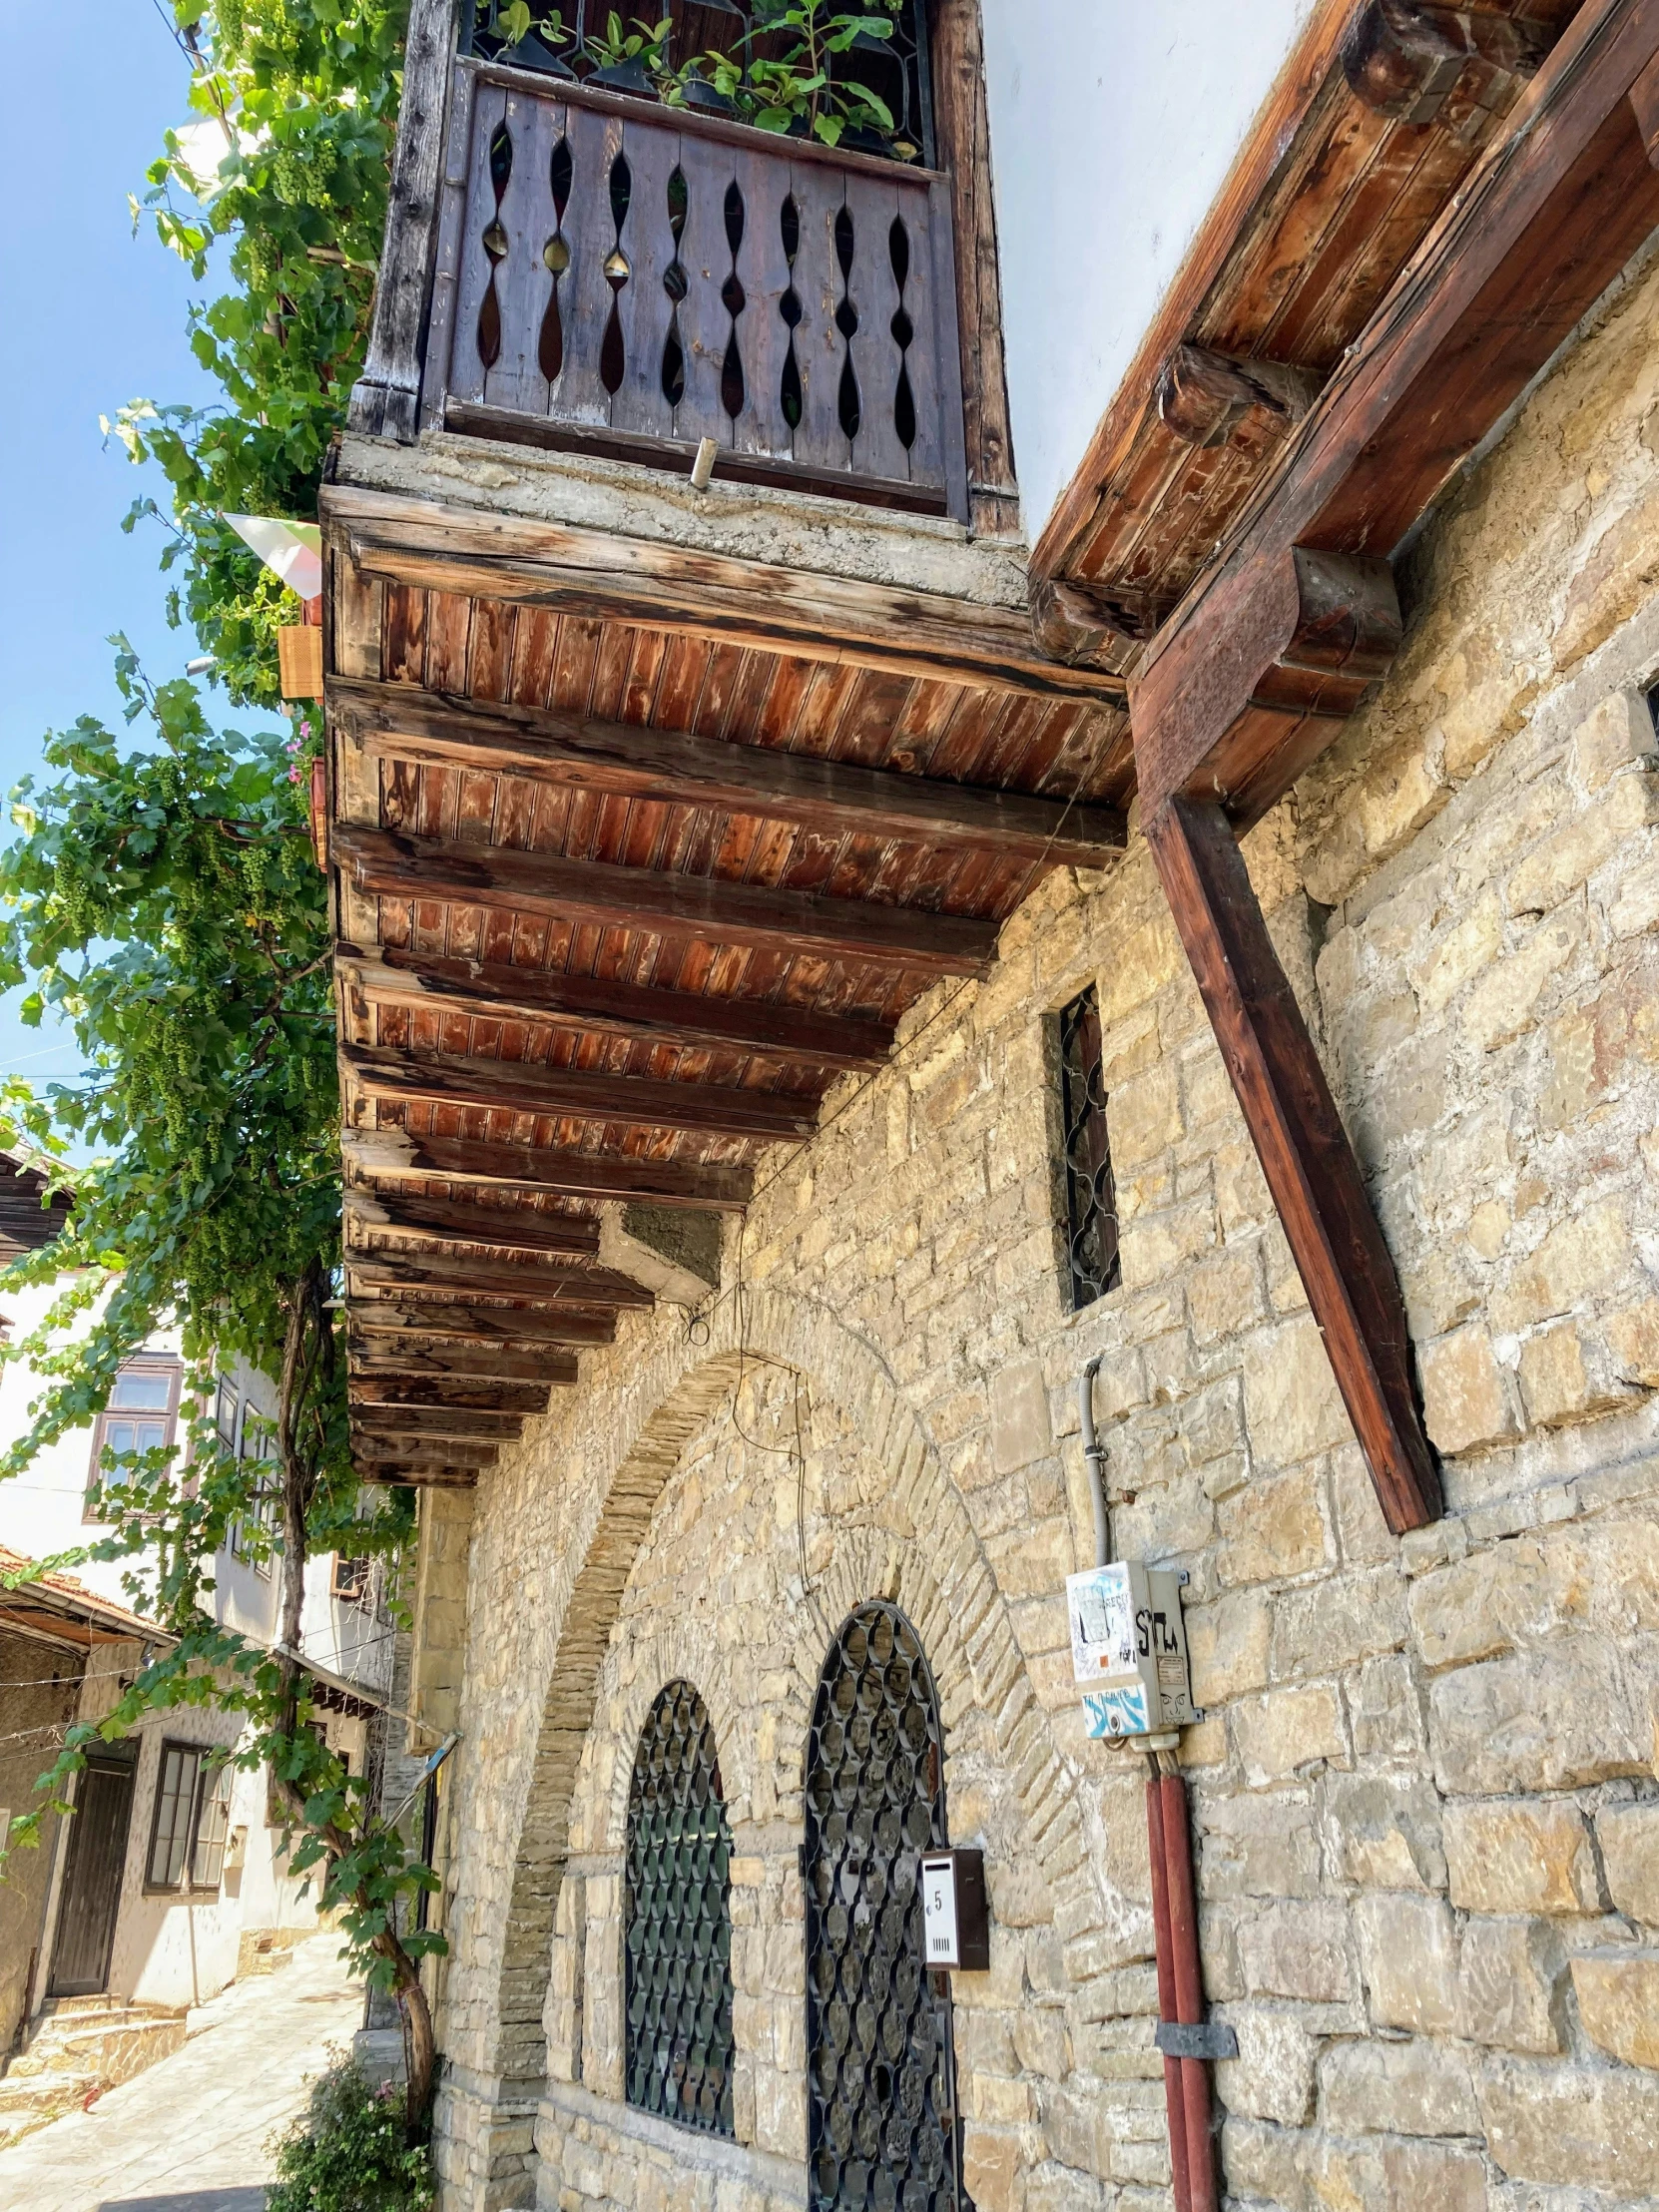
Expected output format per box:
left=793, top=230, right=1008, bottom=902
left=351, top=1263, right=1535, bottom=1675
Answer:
left=1082, top=1683, right=1153, bottom=1740
left=921, top=1853, right=959, bottom=1966
left=1067, top=1563, right=1136, bottom=1684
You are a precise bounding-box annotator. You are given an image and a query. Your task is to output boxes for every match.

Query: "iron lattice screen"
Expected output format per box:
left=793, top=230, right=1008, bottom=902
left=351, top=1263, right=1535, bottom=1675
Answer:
left=806, top=1603, right=961, bottom=2212
left=624, top=1680, right=736, bottom=2134
left=1058, top=984, right=1121, bottom=1311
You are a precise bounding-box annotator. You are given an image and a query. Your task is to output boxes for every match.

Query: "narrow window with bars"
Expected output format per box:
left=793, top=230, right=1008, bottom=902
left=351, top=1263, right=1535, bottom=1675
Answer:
left=1057, top=984, right=1121, bottom=1310
left=623, top=1681, right=735, bottom=2137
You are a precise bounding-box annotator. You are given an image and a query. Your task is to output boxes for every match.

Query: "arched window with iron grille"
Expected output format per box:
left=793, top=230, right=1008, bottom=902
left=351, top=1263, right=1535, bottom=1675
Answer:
left=623, top=1680, right=736, bottom=2136
left=805, top=1602, right=962, bottom=2212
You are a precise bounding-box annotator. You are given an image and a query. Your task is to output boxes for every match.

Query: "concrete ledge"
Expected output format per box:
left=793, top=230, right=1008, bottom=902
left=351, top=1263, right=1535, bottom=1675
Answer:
left=333, top=429, right=1031, bottom=609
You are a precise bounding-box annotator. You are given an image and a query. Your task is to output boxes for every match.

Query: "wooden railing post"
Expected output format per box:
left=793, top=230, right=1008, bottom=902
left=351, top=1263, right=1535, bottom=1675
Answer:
left=349, top=0, right=460, bottom=441
left=1143, top=795, right=1440, bottom=1534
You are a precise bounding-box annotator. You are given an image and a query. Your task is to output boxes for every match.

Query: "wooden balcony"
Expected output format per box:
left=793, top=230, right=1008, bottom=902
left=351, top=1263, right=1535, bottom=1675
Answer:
left=411, top=61, right=967, bottom=518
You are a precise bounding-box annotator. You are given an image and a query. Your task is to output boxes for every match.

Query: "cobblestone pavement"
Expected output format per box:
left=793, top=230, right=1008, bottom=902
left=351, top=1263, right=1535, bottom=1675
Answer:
left=0, top=1934, right=360, bottom=2212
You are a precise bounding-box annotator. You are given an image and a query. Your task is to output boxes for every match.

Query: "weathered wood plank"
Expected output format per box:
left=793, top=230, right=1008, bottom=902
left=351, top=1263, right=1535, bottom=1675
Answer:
left=931, top=0, right=1014, bottom=533
left=353, top=1434, right=500, bottom=1469
left=346, top=1247, right=655, bottom=1307
left=361, top=1464, right=480, bottom=1489
left=331, top=673, right=1126, bottom=865
left=349, top=1343, right=579, bottom=1384
left=348, top=0, right=460, bottom=439
left=1145, top=796, right=1439, bottom=1534
left=339, top=940, right=894, bottom=1071
left=348, top=1374, right=556, bottom=1410
left=1133, top=545, right=1400, bottom=820
left=1136, top=0, right=1659, bottom=821
left=350, top=1301, right=619, bottom=1346
left=342, top=1037, right=819, bottom=1140
left=333, top=821, right=1000, bottom=976
left=321, top=483, right=1127, bottom=704
left=352, top=1405, right=525, bottom=1440
left=342, top=1124, right=755, bottom=1209
left=344, top=1184, right=602, bottom=1255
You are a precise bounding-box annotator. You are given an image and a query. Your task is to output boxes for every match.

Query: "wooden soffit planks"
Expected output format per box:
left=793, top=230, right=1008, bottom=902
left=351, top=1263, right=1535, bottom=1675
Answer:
left=324, top=484, right=1128, bottom=705
left=1030, top=0, right=1587, bottom=657
left=1133, top=0, right=1659, bottom=823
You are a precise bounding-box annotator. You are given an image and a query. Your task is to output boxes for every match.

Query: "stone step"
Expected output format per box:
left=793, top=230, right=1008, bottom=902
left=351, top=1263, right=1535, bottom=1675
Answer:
left=9, top=2010, right=165, bottom=2072
left=0, top=2071, right=102, bottom=2149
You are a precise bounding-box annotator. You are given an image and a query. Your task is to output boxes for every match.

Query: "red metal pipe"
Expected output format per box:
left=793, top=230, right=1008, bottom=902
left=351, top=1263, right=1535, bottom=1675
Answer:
left=1159, top=1770, right=1219, bottom=2212
left=1145, top=1772, right=1192, bottom=2212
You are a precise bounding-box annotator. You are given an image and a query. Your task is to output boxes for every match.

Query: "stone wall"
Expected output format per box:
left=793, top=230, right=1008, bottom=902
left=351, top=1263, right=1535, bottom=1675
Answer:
left=0, top=1630, right=80, bottom=2050
left=427, top=248, right=1659, bottom=2211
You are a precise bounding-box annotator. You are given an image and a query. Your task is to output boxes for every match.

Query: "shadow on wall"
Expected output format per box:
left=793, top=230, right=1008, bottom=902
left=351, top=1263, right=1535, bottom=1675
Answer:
left=97, top=2194, right=270, bottom=2212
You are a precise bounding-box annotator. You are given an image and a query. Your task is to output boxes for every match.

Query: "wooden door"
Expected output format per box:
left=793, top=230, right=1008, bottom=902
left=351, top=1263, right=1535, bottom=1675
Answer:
left=49, top=1752, right=137, bottom=1997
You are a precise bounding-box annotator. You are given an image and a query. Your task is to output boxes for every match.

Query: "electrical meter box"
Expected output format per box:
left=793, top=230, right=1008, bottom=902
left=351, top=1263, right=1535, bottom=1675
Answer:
left=1067, top=1560, right=1199, bottom=1743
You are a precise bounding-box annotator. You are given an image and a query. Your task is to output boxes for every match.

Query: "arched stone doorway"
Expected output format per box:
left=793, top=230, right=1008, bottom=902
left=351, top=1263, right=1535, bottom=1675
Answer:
left=805, top=1601, right=961, bottom=2212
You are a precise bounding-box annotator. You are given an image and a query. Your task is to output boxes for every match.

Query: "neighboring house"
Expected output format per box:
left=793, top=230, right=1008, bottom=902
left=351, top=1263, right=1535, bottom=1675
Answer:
left=320, top=5, right=1659, bottom=2211
left=0, top=1176, right=398, bottom=2133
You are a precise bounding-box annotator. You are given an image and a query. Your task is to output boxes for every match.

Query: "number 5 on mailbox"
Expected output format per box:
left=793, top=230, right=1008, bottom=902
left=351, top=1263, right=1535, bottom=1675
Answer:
left=919, top=1849, right=989, bottom=1971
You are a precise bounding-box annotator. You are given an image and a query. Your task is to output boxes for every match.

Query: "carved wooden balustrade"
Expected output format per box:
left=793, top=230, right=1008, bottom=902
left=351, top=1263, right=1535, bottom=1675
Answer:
left=422, top=64, right=969, bottom=517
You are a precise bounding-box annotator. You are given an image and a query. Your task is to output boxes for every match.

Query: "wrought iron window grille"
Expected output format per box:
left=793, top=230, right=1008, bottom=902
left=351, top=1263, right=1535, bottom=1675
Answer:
left=624, top=1680, right=737, bottom=2136
left=458, top=0, right=936, bottom=169
left=1058, top=983, right=1121, bottom=1312
left=806, top=1601, right=962, bottom=2212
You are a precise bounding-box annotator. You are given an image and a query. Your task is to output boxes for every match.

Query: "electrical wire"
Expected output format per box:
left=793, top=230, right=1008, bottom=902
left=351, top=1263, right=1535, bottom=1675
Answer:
left=684, top=713, right=1126, bottom=1636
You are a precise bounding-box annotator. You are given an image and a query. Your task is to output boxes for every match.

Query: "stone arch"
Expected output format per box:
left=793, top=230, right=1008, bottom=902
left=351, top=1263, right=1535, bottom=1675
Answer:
left=473, top=1286, right=1106, bottom=2148
left=595, top=1621, right=758, bottom=1850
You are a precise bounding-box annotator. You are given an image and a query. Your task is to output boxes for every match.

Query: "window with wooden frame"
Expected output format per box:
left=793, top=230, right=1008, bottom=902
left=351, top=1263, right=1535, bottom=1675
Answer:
left=1056, top=984, right=1121, bottom=1311
left=230, top=1400, right=279, bottom=1574
left=331, top=1552, right=371, bottom=1605
left=145, top=1741, right=234, bottom=1893
left=86, top=1358, right=183, bottom=1517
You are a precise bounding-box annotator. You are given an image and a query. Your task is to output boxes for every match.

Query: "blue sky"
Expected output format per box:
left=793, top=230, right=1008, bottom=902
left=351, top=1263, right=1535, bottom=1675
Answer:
left=0, top=5, right=225, bottom=1096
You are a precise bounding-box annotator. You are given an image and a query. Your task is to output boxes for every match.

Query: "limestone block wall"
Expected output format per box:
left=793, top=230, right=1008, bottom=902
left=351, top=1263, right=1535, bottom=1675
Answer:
left=0, top=1630, right=80, bottom=2050
left=430, top=249, right=1659, bottom=2212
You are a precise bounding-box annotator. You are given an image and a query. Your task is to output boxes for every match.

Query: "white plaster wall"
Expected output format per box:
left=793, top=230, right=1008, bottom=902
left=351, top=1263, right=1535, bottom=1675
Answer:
left=979, top=0, right=1323, bottom=544
left=0, top=1279, right=183, bottom=1608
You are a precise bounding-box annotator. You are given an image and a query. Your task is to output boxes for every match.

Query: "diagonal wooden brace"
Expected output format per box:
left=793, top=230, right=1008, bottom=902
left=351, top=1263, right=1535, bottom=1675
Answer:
left=1144, top=796, right=1440, bottom=1533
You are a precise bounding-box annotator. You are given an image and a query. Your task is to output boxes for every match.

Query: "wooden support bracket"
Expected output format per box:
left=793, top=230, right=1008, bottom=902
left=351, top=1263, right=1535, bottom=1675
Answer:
left=1342, top=1, right=1553, bottom=138
left=1029, top=578, right=1167, bottom=671
left=1155, top=345, right=1321, bottom=450
left=1133, top=544, right=1401, bottom=828
left=1145, top=797, right=1439, bottom=1534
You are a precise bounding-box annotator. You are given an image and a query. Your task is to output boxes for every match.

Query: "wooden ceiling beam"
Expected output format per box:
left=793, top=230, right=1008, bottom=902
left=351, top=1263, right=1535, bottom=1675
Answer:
left=344, top=1184, right=602, bottom=1257
left=345, top=1247, right=655, bottom=1308
left=349, top=1302, right=619, bottom=1347
left=339, top=942, right=894, bottom=1073
left=352, top=1406, right=526, bottom=1441
left=347, top=1374, right=555, bottom=1411
left=323, top=484, right=1128, bottom=704
left=1134, top=0, right=1659, bottom=822
left=342, top=1039, right=819, bottom=1143
left=343, top=1126, right=755, bottom=1211
left=331, top=676, right=1127, bottom=870
left=360, top=1465, right=479, bottom=1490
left=349, top=1344, right=579, bottom=1384
left=1154, top=345, right=1319, bottom=450
left=1342, top=1, right=1551, bottom=127
left=334, top=823, right=999, bottom=979
left=355, top=1435, right=500, bottom=1470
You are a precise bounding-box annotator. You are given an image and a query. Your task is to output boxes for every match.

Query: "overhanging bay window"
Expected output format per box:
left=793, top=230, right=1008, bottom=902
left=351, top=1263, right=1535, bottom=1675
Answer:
left=363, top=0, right=977, bottom=516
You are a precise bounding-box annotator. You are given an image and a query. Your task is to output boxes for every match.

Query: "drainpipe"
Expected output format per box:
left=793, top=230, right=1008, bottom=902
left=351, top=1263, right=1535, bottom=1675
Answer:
left=1077, top=1359, right=1222, bottom=2212
left=1077, top=1356, right=1111, bottom=1568
left=1150, top=1752, right=1220, bottom=2212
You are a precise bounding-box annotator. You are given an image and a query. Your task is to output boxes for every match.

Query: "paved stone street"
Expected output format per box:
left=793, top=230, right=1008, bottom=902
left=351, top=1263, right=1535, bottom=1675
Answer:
left=0, top=1935, right=361, bottom=2212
